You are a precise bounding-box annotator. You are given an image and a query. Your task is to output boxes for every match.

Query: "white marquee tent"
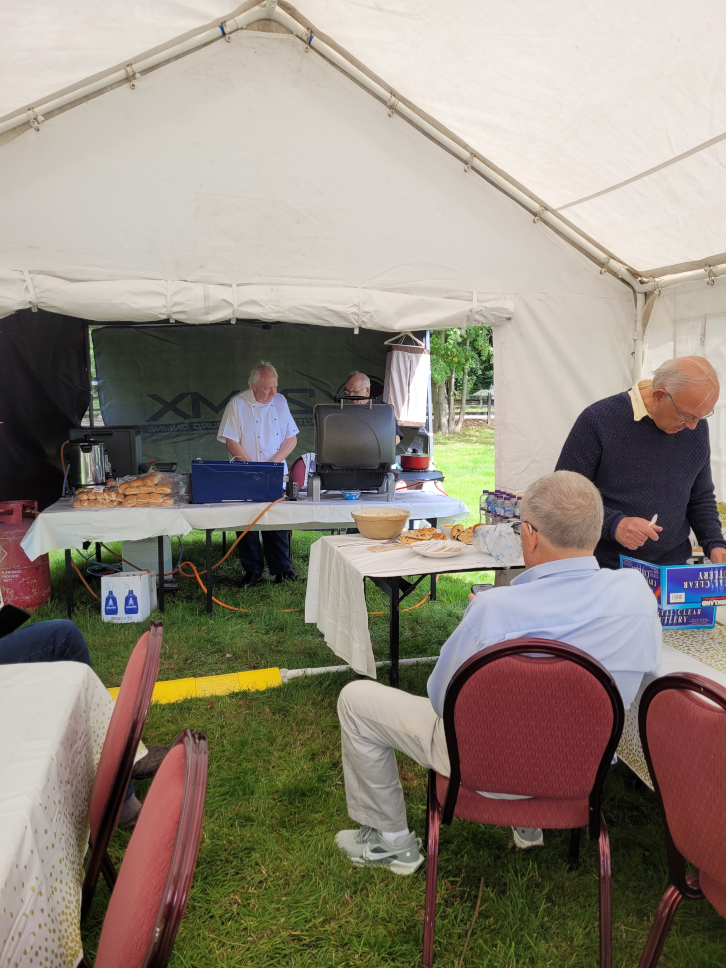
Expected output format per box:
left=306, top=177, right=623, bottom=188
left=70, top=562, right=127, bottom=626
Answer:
left=2, top=1, right=726, bottom=494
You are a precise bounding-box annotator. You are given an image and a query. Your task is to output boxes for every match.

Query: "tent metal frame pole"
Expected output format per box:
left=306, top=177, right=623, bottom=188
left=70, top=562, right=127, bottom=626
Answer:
left=425, top=330, right=434, bottom=468
left=633, top=292, right=645, bottom=383
left=85, top=322, right=95, bottom=428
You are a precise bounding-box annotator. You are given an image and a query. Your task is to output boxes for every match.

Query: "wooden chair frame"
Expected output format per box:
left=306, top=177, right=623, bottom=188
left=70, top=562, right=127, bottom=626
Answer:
left=423, top=638, right=624, bottom=968
left=81, top=620, right=163, bottom=919
left=637, top=672, right=726, bottom=968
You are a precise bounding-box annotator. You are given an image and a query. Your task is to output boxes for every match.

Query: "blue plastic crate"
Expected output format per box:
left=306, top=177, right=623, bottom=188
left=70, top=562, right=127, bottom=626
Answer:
left=191, top=460, right=284, bottom=504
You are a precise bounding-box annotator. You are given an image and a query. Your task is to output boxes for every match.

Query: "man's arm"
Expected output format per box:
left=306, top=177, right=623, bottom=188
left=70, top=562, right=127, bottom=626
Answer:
left=687, top=455, right=726, bottom=561
left=555, top=409, right=623, bottom=540
left=270, top=435, right=298, bottom=464
left=224, top=438, right=253, bottom=462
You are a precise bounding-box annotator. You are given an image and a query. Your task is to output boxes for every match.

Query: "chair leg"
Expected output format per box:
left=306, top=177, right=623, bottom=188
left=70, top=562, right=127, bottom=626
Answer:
left=568, top=828, right=581, bottom=871
left=598, top=812, right=612, bottom=968
left=637, top=885, right=685, bottom=968
left=101, top=849, right=118, bottom=892
left=422, top=770, right=441, bottom=968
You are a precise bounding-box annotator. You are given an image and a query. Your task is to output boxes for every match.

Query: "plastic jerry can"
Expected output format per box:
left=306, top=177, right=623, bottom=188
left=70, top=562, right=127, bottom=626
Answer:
left=105, top=590, right=119, bottom=616
left=124, top=589, right=139, bottom=615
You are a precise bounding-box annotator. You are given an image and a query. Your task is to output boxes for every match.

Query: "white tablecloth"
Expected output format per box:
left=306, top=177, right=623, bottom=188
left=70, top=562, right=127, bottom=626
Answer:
left=22, top=492, right=468, bottom=559
left=21, top=497, right=192, bottom=561
left=618, top=628, right=726, bottom=788
left=305, top=534, right=511, bottom=678
left=0, top=663, right=115, bottom=968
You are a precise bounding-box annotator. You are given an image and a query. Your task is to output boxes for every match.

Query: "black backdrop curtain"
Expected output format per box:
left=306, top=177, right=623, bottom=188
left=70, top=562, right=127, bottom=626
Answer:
left=0, top=309, right=90, bottom=510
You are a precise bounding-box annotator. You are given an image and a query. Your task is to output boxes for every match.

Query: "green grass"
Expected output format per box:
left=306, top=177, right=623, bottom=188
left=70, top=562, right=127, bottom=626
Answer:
left=23, top=426, right=726, bottom=965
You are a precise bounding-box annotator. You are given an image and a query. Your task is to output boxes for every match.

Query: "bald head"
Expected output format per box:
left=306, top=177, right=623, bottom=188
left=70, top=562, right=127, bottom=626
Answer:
left=646, top=356, right=719, bottom=433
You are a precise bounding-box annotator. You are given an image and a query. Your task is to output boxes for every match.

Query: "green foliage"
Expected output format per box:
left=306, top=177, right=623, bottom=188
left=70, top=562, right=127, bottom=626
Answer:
left=430, top=326, right=493, bottom=393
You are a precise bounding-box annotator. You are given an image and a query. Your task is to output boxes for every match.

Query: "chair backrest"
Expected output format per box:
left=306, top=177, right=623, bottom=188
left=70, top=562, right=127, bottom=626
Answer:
left=640, top=673, right=726, bottom=916
left=442, top=638, right=624, bottom=833
left=89, top=621, right=163, bottom=840
left=82, top=621, right=163, bottom=917
left=93, top=729, right=208, bottom=968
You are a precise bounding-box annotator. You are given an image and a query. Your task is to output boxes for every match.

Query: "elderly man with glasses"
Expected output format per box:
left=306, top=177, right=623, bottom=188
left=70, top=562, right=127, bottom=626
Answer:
left=556, top=356, right=726, bottom=568
left=334, top=471, right=660, bottom=871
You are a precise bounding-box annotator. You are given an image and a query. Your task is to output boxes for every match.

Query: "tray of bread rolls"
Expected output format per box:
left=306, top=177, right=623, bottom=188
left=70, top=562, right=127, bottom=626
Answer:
left=72, top=472, right=187, bottom=509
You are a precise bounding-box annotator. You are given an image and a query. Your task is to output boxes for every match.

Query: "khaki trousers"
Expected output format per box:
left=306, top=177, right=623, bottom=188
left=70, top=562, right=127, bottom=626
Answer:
left=337, top=680, right=451, bottom=831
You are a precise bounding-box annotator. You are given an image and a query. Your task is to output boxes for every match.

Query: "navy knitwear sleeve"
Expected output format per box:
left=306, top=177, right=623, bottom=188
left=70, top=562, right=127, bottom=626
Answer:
left=555, top=409, right=625, bottom=541
left=555, top=391, right=726, bottom=568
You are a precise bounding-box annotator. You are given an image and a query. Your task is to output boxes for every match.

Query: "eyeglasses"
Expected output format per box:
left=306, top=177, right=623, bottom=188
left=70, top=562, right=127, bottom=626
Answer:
left=344, top=388, right=368, bottom=396
left=665, top=391, right=714, bottom=423
left=512, top=521, right=537, bottom=536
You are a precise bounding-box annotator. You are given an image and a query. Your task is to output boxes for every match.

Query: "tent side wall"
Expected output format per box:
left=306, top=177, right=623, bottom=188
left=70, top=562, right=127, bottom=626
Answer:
left=642, top=276, right=726, bottom=501
left=0, top=32, right=636, bottom=495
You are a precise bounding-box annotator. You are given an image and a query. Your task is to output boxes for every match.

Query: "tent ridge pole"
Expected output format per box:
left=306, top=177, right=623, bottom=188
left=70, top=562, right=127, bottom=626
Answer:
left=633, top=292, right=645, bottom=383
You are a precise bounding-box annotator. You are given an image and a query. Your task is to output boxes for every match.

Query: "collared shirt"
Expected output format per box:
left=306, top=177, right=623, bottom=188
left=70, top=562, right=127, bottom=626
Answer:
left=217, top=389, right=299, bottom=462
left=628, top=379, right=652, bottom=421
left=427, top=557, right=661, bottom=716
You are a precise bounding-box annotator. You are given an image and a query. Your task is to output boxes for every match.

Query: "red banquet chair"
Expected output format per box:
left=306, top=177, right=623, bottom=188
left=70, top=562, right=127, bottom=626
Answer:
left=81, top=620, right=163, bottom=918
left=638, top=673, right=726, bottom=968
left=80, top=728, right=208, bottom=968
left=423, top=638, right=624, bottom=968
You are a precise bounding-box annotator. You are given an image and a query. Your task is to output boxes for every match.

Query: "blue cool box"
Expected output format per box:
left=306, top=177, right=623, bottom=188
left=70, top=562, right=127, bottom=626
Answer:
left=620, top=555, right=719, bottom=628
left=191, top=461, right=284, bottom=504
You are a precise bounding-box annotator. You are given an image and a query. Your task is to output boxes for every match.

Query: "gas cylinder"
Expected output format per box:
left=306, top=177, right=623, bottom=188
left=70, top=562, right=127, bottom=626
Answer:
left=0, top=500, right=51, bottom=611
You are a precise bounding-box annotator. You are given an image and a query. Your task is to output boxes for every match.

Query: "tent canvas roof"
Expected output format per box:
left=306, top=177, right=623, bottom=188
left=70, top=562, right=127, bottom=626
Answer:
left=1, top=0, right=725, bottom=282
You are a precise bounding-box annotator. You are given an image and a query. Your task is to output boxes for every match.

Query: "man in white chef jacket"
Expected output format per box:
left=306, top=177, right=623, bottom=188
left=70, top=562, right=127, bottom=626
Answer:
left=217, top=363, right=299, bottom=588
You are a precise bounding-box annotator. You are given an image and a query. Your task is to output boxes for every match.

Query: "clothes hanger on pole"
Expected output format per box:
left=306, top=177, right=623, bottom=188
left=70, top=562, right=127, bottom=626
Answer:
left=383, top=330, right=426, bottom=347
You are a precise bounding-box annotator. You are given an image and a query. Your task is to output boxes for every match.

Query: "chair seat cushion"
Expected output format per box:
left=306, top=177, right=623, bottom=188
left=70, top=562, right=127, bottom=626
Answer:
left=436, top=774, right=589, bottom=829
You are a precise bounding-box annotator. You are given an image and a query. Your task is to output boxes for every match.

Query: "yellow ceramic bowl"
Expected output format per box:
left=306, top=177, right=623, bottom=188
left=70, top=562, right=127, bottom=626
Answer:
left=351, top=507, right=410, bottom=540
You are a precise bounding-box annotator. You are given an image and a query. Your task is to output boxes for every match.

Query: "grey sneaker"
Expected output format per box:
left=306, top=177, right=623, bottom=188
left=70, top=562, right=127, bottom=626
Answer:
left=362, top=832, right=424, bottom=875
left=335, top=825, right=382, bottom=861
left=335, top=827, right=425, bottom=875
left=512, top=826, right=544, bottom=849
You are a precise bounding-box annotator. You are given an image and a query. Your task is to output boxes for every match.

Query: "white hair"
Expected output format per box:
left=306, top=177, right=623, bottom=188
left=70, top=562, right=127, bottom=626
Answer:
left=248, top=362, right=278, bottom=387
left=345, top=371, right=371, bottom=389
left=652, top=357, right=718, bottom=397
left=520, top=471, right=603, bottom=551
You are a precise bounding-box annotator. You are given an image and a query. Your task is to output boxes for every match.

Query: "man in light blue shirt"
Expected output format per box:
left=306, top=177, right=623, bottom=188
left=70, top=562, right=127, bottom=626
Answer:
left=334, top=471, right=661, bottom=875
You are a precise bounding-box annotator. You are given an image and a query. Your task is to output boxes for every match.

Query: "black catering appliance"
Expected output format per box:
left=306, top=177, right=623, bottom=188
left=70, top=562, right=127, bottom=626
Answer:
left=68, top=426, right=142, bottom=479
left=309, top=401, right=397, bottom=502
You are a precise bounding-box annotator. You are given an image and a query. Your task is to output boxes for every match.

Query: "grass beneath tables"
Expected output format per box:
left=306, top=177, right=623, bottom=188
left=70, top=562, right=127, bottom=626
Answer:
left=23, top=427, right=726, bottom=965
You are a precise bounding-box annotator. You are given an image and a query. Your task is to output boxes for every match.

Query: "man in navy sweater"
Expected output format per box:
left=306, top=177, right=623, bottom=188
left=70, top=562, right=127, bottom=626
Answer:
left=556, top=356, right=726, bottom=569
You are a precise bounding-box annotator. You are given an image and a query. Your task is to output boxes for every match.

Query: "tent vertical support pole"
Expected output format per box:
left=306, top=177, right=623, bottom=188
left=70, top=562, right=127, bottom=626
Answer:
left=633, top=292, right=645, bottom=383
left=426, top=331, right=434, bottom=466
left=85, top=323, right=95, bottom=428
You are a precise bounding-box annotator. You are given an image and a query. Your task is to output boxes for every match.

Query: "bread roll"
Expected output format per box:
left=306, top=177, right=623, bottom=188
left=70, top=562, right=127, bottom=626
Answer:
left=154, top=484, right=173, bottom=494
left=123, top=495, right=138, bottom=507
left=161, top=496, right=174, bottom=506
left=146, top=492, right=163, bottom=504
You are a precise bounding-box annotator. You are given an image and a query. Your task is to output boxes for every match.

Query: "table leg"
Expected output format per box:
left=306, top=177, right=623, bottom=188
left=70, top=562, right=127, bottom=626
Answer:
left=206, top=529, right=213, bottom=615
left=157, top=535, right=165, bottom=614
left=222, top=531, right=227, bottom=555
left=389, top=576, right=400, bottom=688
left=95, top=541, right=102, bottom=562
left=65, top=549, right=74, bottom=618
left=430, top=573, right=437, bottom=601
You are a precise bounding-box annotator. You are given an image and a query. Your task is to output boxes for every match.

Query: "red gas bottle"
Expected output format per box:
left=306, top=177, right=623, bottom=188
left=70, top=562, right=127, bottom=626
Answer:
left=0, top=500, right=51, bottom=611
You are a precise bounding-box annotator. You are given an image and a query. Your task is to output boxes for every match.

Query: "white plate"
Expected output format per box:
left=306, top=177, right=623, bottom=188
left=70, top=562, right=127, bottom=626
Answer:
left=410, top=539, right=465, bottom=559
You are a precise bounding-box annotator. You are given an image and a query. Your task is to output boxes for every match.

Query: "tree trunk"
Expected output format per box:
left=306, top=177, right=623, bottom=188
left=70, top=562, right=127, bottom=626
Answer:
left=455, top=334, right=470, bottom=432
left=436, top=380, right=449, bottom=434
left=432, top=379, right=444, bottom=433
left=447, top=371, right=456, bottom=434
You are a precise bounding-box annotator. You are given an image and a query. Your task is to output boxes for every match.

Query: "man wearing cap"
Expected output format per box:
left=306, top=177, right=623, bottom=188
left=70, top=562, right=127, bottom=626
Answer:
left=556, top=356, right=726, bottom=568
left=217, top=362, right=299, bottom=587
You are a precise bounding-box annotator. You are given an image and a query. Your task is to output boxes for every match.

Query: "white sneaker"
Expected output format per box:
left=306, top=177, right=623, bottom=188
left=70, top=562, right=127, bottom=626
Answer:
left=335, top=826, right=424, bottom=875
left=512, top=826, right=544, bottom=849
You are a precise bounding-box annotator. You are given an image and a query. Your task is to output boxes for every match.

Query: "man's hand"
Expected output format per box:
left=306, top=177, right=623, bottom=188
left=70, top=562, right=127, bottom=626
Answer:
left=614, top=517, right=663, bottom=550
left=709, top=547, right=726, bottom=564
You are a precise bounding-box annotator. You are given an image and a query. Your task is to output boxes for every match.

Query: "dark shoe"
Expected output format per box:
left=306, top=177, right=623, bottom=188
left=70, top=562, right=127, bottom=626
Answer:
left=274, top=571, right=298, bottom=584
left=118, top=794, right=143, bottom=831
left=243, top=572, right=265, bottom=589
left=131, top=744, right=170, bottom=781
